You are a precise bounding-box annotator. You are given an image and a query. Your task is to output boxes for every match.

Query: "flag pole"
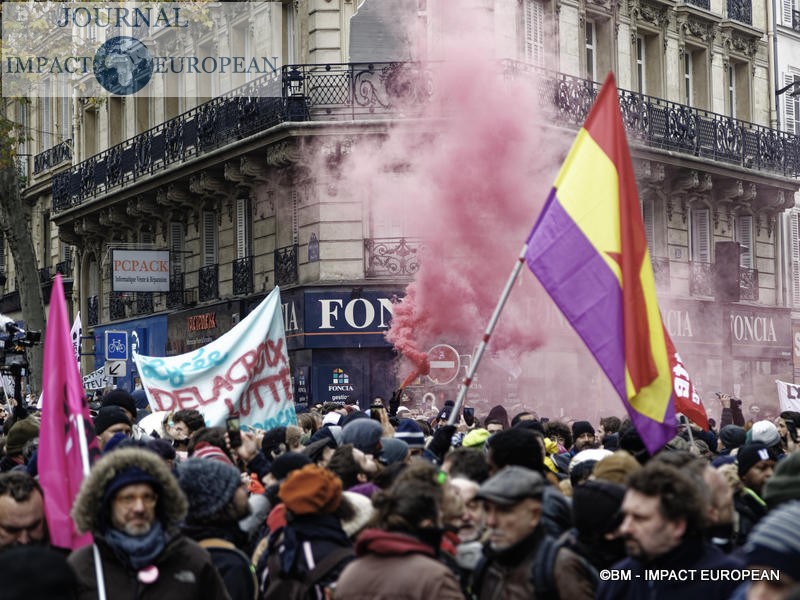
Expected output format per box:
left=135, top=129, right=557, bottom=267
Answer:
left=447, top=243, right=528, bottom=426
left=75, top=413, right=108, bottom=600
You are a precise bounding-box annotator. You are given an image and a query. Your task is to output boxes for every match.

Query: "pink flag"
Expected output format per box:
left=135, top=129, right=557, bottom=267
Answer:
left=40, top=274, right=101, bottom=549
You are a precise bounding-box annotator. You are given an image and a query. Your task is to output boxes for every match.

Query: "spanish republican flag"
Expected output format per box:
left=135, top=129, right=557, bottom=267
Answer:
left=526, top=73, right=707, bottom=455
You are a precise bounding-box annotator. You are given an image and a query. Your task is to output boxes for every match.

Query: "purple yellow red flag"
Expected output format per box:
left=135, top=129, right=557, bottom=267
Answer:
left=525, top=72, right=706, bottom=454
left=40, top=274, right=101, bottom=549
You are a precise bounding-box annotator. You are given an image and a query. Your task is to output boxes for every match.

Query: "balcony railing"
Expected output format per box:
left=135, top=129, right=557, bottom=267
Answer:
left=51, top=63, right=800, bottom=213
left=133, top=292, right=154, bottom=316
left=233, top=256, right=254, bottom=296
left=87, top=295, right=99, bottom=326
left=199, top=264, right=219, bottom=302
left=167, top=272, right=185, bottom=309
left=365, top=237, right=424, bottom=278
left=739, top=267, right=759, bottom=301
left=275, top=245, right=298, bottom=287
left=727, top=0, right=752, bottom=24
left=34, top=139, right=72, bottom=175
left=55, top=259, right=73, bottom=278
left=686, top=0, right=710, bottom=9
left=109, top=292, right=126, bottom=321
left=690, top=261, right=715, bottom=297
left=38, top=266, right=50, bottom=283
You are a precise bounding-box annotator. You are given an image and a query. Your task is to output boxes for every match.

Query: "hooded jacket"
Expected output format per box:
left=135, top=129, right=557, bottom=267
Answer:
left=67, top=447, right=230, bottom=600
left=334, top=529, right=464, bottom=600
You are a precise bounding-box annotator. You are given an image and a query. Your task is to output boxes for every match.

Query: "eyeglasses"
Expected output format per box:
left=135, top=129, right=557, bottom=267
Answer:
left=115, top=492, right=158, bottom=508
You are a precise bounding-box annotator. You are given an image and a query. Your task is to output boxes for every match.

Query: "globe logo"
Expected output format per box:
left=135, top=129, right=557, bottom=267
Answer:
left=93, top=36, right=153, bottom=95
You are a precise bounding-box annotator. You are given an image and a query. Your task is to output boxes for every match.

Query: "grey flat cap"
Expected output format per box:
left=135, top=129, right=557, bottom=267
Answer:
left=475, top=466, right=545, bottom=505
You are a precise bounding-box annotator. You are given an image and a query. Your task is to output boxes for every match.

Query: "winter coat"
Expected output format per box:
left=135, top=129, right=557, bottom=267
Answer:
left=69, top=535, right=231, bottom=600
left=596, top=537, right=744, bottom=600
left=67, top=447, right=230, bottom=600
left=334, top=529, right=464, bottom=600
left=472, top=526, right=594, bottom=600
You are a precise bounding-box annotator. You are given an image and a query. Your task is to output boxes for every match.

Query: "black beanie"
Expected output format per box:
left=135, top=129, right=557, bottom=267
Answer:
left=737, top=443, right=772, bottom=478
left=572, top=420, right=595, bottom=439
left=94, top=405, right=131, bottom=435
left=572, top=479, right=626, bottom=538
left=269, top=451, right=311, bottom=480
left=764, top=451, right=800, bottom=508
left=719, top=425, right=746, bottom=449
left=102, top=389, right=137, bottom=419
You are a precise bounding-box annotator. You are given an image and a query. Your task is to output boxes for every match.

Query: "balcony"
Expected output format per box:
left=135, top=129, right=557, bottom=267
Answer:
left=739, top=267, right=759, bottom=301
left=690, top=261, right=714, bottom=297
left=34, top=139, right=72, bottom=175
left=686, top=0, right=710, bottom=9
left=275, top=245, right=298, bottom=287
left=87, top=295, right=99, bottom=326
left=365, top=237, right=425, bottom=278
left=166, top=272, right=185, bottom=310
left=109, top=292, right=126, bottom=321
left=55, top=259, right=73, bottom=278
left=232, top=256, right=254, bottom=296
left=38, top=266, right=50, bottom=283
left=133, top=292, right=154, bottom=316
left=199, top=264, right=219, bottom=302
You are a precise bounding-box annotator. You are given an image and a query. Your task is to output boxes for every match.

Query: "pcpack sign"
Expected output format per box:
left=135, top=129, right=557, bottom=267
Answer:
left=112, top=249, right=169, bottom=292
left=2, top=2, right=282, bottom=98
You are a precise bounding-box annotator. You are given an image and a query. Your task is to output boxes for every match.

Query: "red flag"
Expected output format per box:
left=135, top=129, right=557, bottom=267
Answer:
left=40, top=274, right=101, bottom=549
left=666, top=334, right=709, bottom=430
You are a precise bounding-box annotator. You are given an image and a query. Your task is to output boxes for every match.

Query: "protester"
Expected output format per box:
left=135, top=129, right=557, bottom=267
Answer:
left=565, top=478, right=627, bottom=573
left=471, top=466, right=594, bottom=600
left=0, top=416, right=39, bottom=471
left=68, top=447, right=229, bottom=599
left=168, top=409, right=206, bottom=456
left=734, top=443, right=775, bottom=544
left=597, top=462, right=743, bottom=600
left=0, top=545, right=79, bottom=599
left=176, top=458, right=256, bottom=600
left=0, top=471, right=48, bottom=550
left=763, top=450, right=800, bottom=509
left=335, top=478, right=464, bottom=599
left=93, top=405, right=132, bottom=450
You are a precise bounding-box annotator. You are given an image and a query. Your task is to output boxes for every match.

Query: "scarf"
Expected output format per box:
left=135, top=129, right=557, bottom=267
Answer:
left=279, top=513, right=350, bottom=573
left=105, top=521, right=167, bottom=570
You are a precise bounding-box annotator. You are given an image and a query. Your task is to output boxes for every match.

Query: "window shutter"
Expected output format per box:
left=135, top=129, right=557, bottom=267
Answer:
left=169, top=222, right=185, bottom=274
left=735, top=215, right=753, bottom=269
left=139, top=230, right=154, bottom=245
left=236, top=197, right=251, bottom=259
left=782, top=0, right=793, bottom=27
left=785, top=73, right=797, bottom=135
left=202, top=211, right=217, bottom=266
left=525, top=0, right=544, bottom=66
left=60, top=243, right=72, bottom=263
left=692, top=208, right=711, bottom=262
left=642, top=197, right=655, bottom=256
left=792, top=212, right=800, bottom=307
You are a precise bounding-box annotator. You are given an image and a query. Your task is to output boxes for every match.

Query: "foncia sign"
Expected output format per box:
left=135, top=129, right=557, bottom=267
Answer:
left=2, top=2, right=282, bottom=98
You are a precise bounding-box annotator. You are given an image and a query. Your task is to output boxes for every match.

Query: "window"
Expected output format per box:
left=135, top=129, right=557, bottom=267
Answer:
left=135, top=95, right=150, bottom=135
left=524, top=0, right=545, bottom=66
left=782, top=0, right=796, bottom=26
left=236, top=197, right=252, bottom=259
left=232, top=23, right=253, bottom=87
left=735, top=215, right=753, bottom=269
left=41, top=210, right=50, bottom=268
left=59, top=79, right=71, bottom=142
left=641, top=197, right=654, bottom=257
left=784, top=73, right=800, bottom=135
left=109, top=97, right=124, bottom=146
left=585, top=21, right=597, bottom=82
left=0, top=231, right=5, bottom=276
left=202, top=211, right=218, bottom=266
left=83, top=107, right=98, bottom=158
left=169, top=222, right=185, bottom=275
left=40, top=89, right=52, bottom=151
left=636, top=35, right=646, bottom=94
left=684, top=51, right=694, bottom=105
left=690, top=207, right=711, bottom=262
left=18, top=102, right=29, bottom=157
left=728, top=65, right=736, bottom=118
left=791, top=212, right=800, bottom=307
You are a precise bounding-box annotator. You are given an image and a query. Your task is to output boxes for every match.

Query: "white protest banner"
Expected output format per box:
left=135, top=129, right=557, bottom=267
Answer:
left=776, top=379, right=800, bottom=412
left=133, top=286, right=296, bottom=429
left=70, top=311, right=82, bottom=366
left=82, top=367, right=110, bottom=391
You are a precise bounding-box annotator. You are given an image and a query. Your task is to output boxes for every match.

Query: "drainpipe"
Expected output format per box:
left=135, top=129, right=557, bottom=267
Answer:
left=768, top=0, right=779, bottom=129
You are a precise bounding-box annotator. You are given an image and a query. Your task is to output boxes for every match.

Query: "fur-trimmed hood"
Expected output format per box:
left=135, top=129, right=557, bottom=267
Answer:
left=71, top=447, right=188, bottom=535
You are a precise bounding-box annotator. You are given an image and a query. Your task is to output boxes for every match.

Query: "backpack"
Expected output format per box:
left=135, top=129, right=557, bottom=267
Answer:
left=471, top=535, right=599, bottom=600
left=262, top=544, right=353, bottom=600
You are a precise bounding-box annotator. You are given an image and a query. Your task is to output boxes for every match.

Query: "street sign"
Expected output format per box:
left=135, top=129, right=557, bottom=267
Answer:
left=105, top=331, right=128, bottom=361
left=105, top=360, right=127, bottom=378
left=427, top=344, right=461, bottom=385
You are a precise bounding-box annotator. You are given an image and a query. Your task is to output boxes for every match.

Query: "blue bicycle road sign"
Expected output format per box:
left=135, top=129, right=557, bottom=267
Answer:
left=105, top=331, right=129, bottom=361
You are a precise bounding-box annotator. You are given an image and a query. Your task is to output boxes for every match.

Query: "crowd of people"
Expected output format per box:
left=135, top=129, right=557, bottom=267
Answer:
left=0, top=388, right=799, bottom=600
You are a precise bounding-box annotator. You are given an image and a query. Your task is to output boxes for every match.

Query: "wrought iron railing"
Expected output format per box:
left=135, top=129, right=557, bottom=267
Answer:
left=651, top=256, right=671, bottom=289
left=686, top=0, right=710, bottom=9
left=134, top=292, right=154, bottom=315
left=364, top=237, right=424, bottom=278
left=167, top=272, right=185, bottom=309
left=87, top=295, right=99, bottom=326
left=109, top=292, right=126, bottom=321
left=232, top=256, right=254, bottom=296
left=689, top=261, right=714, bottom=297
left=51, top=62, right=800, bottom=215
left=275, top=244, right=298, bottom=287
left=55, top=259, right=73, bottom=277
left=727, top=0, right=752, bottom=24
left=199, top=264, right=219, bottom=302
left=38, top=266, right=50, bottom=283
left=739, top=267, right=759, bottom=301
left=34, top=139, right=72, bottom=175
